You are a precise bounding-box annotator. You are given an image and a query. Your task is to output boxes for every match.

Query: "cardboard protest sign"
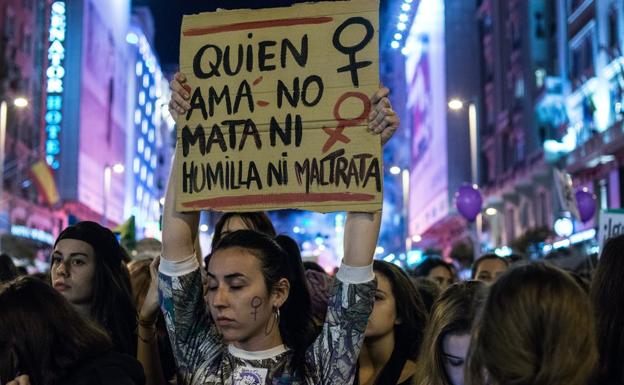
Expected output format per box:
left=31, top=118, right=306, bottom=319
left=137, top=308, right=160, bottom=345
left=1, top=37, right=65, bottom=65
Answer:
left=175, top=0, right=381, bottom=213
left=598, top=209, right=624, bottom=251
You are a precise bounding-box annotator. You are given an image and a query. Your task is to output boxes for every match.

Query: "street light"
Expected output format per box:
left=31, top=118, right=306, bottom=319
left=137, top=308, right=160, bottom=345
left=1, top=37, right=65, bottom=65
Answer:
left=448, top=98, right=478, bottom=184
left=13, top=97, right=28, bottom=108
left=448, top=98, right=464, bottom=110
left=485, top=207, right=498, bottom=216
left=0, top=98, right=28, bottom=252
left=103, top=163, right=125, bottom=227
left=449, top=97, right=480, bottom=259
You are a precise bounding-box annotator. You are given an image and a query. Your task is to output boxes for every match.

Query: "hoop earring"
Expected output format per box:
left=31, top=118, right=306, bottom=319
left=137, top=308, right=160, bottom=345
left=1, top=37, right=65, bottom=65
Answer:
left=264, top=306, right=280, bottom=336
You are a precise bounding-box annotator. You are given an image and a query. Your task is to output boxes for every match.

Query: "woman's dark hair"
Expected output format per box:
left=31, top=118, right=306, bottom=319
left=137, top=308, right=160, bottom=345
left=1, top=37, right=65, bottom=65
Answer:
left=212, top=229, right=315, bottom=375
left=54, top=221, right=137, bottom=356
left=374, top=260, right=427, bottom=358
left=411, top=276, right=441, bottom=314
left=0, top=253, right=19, bottom=284
left=303, top=261, right=325, bottom=273
left=0, top=276, right=113, bottom=385
left=413, top=258, right=455, bottom=279
left=467, top=262, right=597, bottom=385
left=371, top=260, right=427, bottom=383
left=211, top=212, right=276, bottom=249
left=205, top=212, right=277, bottom=267
left=471, top=253, right=509, bottom=279
left=416, top=281, right=487, bottom=385
left=592, top=234, right=624, bottom=384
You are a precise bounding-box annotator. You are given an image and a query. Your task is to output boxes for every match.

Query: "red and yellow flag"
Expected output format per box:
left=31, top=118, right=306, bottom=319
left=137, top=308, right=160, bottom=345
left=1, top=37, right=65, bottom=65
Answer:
left=30, top=160, right=60, bottom=206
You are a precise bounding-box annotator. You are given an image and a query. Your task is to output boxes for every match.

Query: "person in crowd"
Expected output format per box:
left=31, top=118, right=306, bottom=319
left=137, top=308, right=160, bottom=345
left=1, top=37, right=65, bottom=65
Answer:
left=415, top=280, right=487, bottom=385
left=471, top=254, right=509, bottom=284
left=466, top=262, right=597, bottom=385
left=356, top=260, right=427, bottom=385
left=128, top=257, right=177, bottom=385
left=137, top=212, right=279, bottom=384
left=591, top=234, right=624, bottom=385
left=211, top=212, right=276, bottom=249
left=160, top=72, right=398, bottom=384
left=50, top=221, right=137, bottom=356
left=205, top=211, right=277, bottom=267
left=0, top=253, right=19, bottom=284
left=0, top=276, right=145, bottom=385
left=413, top=258, right=456, bottom=290
left=411, top=276, right=441, bottom=314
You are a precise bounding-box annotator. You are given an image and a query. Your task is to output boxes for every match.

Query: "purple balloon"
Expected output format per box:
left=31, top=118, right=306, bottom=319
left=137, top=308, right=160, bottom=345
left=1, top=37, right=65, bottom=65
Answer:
left=576, top=190, right=596, bottom=223
left=455, top=184, right=483, bottom=222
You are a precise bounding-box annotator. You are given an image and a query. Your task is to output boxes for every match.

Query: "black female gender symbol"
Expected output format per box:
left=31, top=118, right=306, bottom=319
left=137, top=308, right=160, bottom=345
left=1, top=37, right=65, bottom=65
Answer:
left=250, top=296, right=263, bottom=321
left=332, top=17, right=374, bottom=87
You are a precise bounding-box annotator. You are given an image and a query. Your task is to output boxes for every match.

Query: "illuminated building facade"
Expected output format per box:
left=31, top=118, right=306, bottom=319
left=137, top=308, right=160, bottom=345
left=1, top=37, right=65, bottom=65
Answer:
left=0, top=0, right=65, bottom=258
left=396, top=0, right=480, bottom=259
left=125, top=7, right=175, bottom=239
left=477, top=0, right=559, bottom=249
left=552, top=0, right=624, bottom=214
left=48, top=0, right=133, bottom=226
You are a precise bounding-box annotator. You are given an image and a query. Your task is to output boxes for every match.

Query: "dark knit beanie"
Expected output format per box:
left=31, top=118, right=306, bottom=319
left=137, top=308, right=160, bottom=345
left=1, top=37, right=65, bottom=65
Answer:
left=55, top=221, right=126, bottom=267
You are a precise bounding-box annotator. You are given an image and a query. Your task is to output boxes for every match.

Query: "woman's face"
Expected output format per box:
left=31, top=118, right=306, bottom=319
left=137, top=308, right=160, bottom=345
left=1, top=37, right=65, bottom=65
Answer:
left=428, top=266, right=454, bottom=289
left=205, top=216, right=252, bottom=302
left=206, top=247, right=287, bottom=350
left=442, top=333, right=471, bottom=385
left=365, top=272, right=397, bottom=338
left=474, top=259, right=508, bottom=284
left=50, top=239, right=96, bottom=305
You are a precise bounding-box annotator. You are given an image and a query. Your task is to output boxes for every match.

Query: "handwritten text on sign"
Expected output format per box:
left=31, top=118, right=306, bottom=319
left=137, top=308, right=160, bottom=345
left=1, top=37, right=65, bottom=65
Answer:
left=175, top=0, right=381, bottom=213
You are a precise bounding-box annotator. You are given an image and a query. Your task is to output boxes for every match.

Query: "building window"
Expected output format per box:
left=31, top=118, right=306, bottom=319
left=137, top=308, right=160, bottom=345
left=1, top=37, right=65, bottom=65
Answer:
left=515, top=136, right=525, bottom=164
left=608, top=8, right=618, bottom=53
left=534, top=12, right=546, bottom=39
left=597, top=178, right=609, bottom=210
left=4, top=7, right=15, bottom=37
left=570, top=28, right=595, bottom=87
left=506, top=207, right=516, bottom=241
left=568, top=0, right=586, bottom=14
left=480, top=15, right=493, bottom=35
left=511, top=21, right=522, bottom=50
left=22, top=32, right=31, bottom=54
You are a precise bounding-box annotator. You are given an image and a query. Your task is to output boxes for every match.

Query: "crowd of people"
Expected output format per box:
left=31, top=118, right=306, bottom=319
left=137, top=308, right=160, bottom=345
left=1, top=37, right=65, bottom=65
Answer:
left=0, top=73, right=622, bottom=385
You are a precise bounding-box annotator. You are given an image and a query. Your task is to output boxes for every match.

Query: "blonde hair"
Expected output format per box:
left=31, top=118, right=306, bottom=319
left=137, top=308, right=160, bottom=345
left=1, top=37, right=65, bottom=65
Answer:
left=466, top=262, right=597, bottom=385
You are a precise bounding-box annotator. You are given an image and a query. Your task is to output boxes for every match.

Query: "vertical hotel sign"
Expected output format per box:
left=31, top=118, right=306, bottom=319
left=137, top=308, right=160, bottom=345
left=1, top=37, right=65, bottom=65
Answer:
left=45, top=1, right=66, bottom=169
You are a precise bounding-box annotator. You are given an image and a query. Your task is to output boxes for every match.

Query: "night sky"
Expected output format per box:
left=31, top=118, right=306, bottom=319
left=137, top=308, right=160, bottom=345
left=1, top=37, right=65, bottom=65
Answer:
left=139, top=0, right=391, bottom=69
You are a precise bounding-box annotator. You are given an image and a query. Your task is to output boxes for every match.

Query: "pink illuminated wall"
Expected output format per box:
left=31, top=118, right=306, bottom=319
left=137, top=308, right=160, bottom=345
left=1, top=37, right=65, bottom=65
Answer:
left=405, top=0, right=448, bottom=238
left=77, top=0, right=130, bottom=225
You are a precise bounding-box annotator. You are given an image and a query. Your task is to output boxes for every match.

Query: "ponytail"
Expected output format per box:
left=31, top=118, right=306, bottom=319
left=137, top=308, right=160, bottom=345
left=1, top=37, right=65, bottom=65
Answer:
left=274, top=235, right=316, bottom=374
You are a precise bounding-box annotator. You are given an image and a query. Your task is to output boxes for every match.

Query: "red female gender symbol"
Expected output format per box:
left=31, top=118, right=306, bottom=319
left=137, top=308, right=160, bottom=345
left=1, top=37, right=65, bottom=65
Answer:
left=322, top=92, right=371, bottom=153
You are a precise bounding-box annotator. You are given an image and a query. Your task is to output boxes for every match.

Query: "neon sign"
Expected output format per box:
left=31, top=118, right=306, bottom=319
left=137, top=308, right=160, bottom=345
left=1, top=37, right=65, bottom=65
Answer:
left=11, top=225, right=55, bottom=245
left=45, top=1, right=66, bottom=169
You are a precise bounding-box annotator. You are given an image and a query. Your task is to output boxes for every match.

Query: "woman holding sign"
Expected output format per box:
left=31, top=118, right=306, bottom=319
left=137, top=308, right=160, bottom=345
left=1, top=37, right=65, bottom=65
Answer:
left=162, top=73, right=398, bottom=385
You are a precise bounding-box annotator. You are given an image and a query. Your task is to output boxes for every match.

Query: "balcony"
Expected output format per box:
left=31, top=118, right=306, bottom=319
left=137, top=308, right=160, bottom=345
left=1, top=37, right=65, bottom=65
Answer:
left=497, top=110, right=511, bottom=133
left=567, top=0, right=595, bottom=38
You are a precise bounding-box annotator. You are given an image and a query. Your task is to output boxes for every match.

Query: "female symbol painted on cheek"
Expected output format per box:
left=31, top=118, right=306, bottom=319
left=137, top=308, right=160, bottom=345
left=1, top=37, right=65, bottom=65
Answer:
left=250, top=296, right=263, bottom=321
